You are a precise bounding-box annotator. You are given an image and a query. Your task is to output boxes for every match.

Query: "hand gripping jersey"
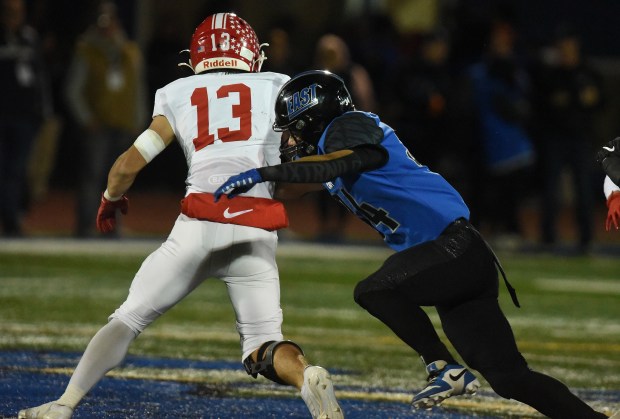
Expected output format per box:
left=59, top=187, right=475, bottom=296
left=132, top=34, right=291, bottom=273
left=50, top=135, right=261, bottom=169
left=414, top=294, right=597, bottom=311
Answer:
left=318, top=111, right=470, bottom=251
left=153, top=71, right=290, bottom=230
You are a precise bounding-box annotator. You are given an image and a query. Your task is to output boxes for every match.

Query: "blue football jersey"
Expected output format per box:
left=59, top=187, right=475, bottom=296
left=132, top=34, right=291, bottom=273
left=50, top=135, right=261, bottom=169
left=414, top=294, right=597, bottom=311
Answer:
left=317, top=111, right=470, bottom=251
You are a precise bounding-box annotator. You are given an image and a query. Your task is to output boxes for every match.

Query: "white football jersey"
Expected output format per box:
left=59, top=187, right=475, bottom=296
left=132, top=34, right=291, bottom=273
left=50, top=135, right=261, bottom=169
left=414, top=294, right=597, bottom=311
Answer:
left=153, top=71, right=290, bottom=198
left=604, top=175, right=620, bottom=198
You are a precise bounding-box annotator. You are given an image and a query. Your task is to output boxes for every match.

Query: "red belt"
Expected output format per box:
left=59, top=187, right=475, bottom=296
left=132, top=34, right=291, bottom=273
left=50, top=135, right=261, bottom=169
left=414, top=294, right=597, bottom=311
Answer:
left=180, top=192, right=289, bottom=231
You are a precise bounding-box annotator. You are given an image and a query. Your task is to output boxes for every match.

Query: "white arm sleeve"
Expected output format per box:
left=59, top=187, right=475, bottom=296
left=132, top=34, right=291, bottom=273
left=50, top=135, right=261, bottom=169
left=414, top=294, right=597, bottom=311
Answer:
left=133, top=129, right=166, bottom=163
left=603, top=175, right=620, bottom=199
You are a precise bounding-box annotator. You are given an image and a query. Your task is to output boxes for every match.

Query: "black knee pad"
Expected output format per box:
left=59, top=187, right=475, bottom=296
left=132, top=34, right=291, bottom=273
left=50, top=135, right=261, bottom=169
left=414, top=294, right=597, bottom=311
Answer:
left=353, top=280, right=368, bottom=305
left=242, top=340, right=304, bottom=385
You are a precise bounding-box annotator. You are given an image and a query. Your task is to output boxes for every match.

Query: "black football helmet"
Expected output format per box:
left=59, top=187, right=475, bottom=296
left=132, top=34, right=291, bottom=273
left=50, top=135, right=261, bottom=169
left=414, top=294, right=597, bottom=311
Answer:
left=273, top=70, right=355, bottom=161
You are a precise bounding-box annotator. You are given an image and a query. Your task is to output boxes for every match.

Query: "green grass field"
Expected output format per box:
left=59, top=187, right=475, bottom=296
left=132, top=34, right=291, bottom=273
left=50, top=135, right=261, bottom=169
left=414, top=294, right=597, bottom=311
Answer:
left=1, top=240, right=619, bottom=417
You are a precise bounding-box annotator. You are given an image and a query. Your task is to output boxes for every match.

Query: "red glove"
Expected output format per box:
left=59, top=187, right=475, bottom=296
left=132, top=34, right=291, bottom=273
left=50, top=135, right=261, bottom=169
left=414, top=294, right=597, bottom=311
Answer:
left=96, top=193, right=129, bottom=233
left=606, top=192, right=620, bottom=231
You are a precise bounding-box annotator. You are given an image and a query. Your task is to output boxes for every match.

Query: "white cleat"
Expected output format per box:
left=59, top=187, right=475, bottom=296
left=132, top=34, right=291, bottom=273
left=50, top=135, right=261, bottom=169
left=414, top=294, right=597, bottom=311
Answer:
left=18, top=402, right=73, bottom=419
left=301, top=365, right=344, bottom=419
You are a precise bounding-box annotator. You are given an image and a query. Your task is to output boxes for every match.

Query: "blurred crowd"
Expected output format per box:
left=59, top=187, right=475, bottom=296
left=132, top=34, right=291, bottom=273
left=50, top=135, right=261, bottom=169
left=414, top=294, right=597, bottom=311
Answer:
left=0, top=0, right=615, bottom=252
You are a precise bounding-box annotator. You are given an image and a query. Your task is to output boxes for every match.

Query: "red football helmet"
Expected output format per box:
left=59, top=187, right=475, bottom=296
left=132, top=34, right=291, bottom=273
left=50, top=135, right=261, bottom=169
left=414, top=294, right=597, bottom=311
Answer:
left=184, top=13, right=266, bottom=74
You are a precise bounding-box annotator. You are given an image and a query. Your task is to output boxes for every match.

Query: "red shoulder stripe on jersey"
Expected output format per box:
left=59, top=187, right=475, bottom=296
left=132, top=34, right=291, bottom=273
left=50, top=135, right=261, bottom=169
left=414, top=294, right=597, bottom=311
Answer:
left=181, top=193, right=289, bottom=231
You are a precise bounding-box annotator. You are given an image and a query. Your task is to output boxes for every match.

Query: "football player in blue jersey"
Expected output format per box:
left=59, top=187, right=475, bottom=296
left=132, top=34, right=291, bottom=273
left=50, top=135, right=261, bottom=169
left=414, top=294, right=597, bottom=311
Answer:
left=215, top=70, right=609, bottom=418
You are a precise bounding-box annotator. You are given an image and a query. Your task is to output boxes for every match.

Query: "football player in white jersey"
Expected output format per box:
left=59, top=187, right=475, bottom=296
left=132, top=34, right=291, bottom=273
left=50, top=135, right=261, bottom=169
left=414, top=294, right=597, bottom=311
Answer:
left=19, top=13, right=343, bottom=419
left=597, top=137, right=620, bottom=231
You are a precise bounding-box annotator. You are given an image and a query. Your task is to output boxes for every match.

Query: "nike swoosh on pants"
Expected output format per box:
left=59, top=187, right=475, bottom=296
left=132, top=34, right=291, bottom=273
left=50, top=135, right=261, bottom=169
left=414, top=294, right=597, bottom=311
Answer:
left=223, top=208, right=254, bottom=218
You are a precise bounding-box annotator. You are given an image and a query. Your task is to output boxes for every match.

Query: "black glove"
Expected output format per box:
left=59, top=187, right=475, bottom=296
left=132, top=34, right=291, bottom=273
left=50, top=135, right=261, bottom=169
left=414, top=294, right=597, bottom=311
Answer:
left=596, top=137, right=620, bottom=164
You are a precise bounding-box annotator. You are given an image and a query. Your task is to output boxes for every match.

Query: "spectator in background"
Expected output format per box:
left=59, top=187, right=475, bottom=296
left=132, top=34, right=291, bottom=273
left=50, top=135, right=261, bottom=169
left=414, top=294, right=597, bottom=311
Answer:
left=531, top=24, right=605, bottom=253
left=342, top=12, right=400, bottom=104
left=65, top=0, right=147, bottom=238
left=145, top=12, right=186, bottom=105
left=142, top=10, right=188, bottom=191
left=387, top=29, right=451, bottom=169
left=0, top=0, right=52, bottom=236
left=314, top=34, right=377, bottom=112
left=385, top=28, right=472, bottom=196
left=261, top=24, right=299, bottom=76
left=312, top=33, right=377, bottom=242
left=466, top=19, right=535, bottom=244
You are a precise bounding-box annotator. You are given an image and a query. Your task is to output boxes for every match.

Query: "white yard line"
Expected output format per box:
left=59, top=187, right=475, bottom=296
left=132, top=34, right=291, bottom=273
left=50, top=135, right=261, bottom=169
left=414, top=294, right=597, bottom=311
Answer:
left=534, top=277, right=620, bottom=295
left=0, top=237, right=393, bottom=260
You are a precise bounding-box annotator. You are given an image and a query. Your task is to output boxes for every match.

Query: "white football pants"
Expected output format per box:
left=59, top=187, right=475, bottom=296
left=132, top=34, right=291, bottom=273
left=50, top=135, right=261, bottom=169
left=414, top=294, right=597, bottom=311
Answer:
left=110, top=214, right=284, bottom=360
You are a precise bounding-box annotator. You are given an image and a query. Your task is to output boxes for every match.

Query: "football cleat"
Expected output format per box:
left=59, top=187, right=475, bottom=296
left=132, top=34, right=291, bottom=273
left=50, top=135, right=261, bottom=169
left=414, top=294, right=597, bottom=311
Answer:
left=18, top=402, right=73, bottom=419
left=301, top=365, right=344, bottom=419
left=411, top=360, right=480, bottom=409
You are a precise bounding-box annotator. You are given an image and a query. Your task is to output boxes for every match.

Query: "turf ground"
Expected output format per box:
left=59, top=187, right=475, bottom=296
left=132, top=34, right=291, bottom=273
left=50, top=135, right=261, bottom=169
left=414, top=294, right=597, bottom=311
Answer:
left=0, top=238, right=619, bottom=418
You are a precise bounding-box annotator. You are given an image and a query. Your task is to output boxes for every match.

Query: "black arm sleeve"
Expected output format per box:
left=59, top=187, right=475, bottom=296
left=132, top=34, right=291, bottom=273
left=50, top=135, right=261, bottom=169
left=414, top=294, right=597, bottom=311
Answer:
left=258, top=145, right=388, bottom=183
left=602, top=156, right=620, bottom=186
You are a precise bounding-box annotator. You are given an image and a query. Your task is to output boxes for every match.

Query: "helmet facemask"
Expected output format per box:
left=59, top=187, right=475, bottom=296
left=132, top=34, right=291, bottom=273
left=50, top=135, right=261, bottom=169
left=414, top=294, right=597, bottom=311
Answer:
left=275, top=120, right=319, bottom=162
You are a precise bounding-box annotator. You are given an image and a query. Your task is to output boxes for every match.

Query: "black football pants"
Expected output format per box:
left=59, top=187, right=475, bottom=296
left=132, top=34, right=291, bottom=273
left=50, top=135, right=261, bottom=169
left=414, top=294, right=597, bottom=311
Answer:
left=354, top=219, right=605, bottom=419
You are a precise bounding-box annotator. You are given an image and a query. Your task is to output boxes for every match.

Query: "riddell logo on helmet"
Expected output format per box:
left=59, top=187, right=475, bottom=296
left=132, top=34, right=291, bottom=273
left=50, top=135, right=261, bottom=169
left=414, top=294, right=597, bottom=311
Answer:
left=205, top=58, right=240, bottom=68
left=195, top=57, right=250, bottom=73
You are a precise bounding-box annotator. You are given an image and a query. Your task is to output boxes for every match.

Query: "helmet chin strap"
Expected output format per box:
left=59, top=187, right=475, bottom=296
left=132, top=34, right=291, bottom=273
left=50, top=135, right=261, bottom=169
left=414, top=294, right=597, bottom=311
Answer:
left=253, top=43, right=269, bottom=72
left=177, top=49, right=195, bottom=73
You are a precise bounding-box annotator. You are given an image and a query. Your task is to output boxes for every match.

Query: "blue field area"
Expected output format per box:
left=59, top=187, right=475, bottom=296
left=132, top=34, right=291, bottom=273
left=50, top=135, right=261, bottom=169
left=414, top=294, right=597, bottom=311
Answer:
left=0, top=351, right=505, bottom=419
